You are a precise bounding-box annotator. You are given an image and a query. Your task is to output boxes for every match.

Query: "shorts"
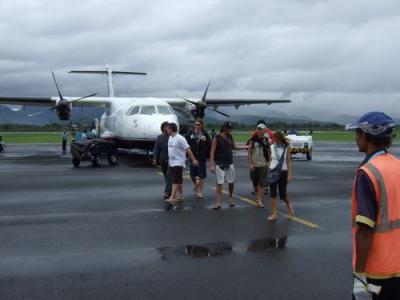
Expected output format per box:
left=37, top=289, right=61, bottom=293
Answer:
left=190, top=160, right=207, bottom=179
left=269, top=170, right=288, bottom=200
left=250, top=166, right=267, bottom=187
left=216, top=164, right=236, bottom=185
left=171, top=166, right=183, bottom=184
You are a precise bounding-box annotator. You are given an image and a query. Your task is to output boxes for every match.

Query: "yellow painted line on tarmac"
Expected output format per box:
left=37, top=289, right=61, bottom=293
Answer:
left=156, top=171, right=190, bottom=180
left=284, top=215, right=319, bottom=229
left=215, top=188, right=320, bottom=229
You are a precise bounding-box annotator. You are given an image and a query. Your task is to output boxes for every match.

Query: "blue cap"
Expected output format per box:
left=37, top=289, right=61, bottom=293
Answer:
left=345, top=112, right=395, bottom=136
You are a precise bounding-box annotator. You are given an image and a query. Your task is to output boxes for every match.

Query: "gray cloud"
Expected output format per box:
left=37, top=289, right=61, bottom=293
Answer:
left=0, top=0, right=399, bottom=121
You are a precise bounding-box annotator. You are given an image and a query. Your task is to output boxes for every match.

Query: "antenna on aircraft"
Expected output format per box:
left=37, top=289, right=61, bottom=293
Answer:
left=69, top=65, right=147, bottom=97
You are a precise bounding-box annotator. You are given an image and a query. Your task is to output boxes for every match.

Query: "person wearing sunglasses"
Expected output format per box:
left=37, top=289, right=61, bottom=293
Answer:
left=185, top=118, right=211, bottom=198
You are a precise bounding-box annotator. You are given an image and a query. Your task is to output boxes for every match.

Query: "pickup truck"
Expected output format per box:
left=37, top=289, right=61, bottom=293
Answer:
left=286, top=134, right=313, bottom=160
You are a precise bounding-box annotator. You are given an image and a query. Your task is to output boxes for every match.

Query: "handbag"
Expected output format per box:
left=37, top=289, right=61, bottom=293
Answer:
left=266, top=146, right=287, bottom=184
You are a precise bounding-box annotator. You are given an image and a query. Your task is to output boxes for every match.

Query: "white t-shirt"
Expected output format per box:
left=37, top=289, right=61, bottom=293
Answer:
left=168, top=134, right=190, bottom=167
left=270, top=144, right=288, bottom=170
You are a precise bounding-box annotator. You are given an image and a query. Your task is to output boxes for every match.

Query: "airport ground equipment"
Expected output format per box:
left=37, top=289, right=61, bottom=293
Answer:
left=286, top=134, right=313, bottom=160
left=70, top=139, right=118, bottom=167
left=0, top=135, right=5, bottom=152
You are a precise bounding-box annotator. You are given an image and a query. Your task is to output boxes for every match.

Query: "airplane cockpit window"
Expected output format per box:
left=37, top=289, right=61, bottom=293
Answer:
left=156, top=105, right=172, bottom=115
left=129, top=106, right=140, bottom=115
left=140, top=106, right=156, bottom=115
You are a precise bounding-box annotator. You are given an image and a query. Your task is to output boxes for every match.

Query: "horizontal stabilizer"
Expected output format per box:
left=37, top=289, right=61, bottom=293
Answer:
left=69, top=70, right=147, bottom=75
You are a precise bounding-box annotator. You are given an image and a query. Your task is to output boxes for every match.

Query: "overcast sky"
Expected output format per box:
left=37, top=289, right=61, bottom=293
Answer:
left=0, top=0, right=399, bottom=121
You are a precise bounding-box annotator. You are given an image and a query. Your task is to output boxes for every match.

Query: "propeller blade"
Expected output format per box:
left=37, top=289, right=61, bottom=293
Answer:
left=28, top=110, right=47, bottom=117
left=51, top=71, right=64, bottom=100
left=206, top=106, right=230, bottom=118
left=201, top=81, right=210, bottom=105
left=175, top=95, right=199, bottom=106
left=69, top=93, right=97, bottom=104
left=51, top=93, right=97, bottom=111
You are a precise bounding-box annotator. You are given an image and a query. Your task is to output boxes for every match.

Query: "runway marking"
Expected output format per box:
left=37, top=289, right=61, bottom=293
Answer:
left=157, top=171, right=320, bottom=229
left=215, top=188, right=320, bottom=229
left=157, top=171, right=190, bottom=180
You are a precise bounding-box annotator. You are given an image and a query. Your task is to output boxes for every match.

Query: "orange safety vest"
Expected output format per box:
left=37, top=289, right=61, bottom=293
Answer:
left=352, top=153, right=400, bottom=279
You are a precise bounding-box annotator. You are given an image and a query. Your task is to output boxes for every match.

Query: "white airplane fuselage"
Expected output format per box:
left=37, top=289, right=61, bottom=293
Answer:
left=94, top=97, right=179, bottom=150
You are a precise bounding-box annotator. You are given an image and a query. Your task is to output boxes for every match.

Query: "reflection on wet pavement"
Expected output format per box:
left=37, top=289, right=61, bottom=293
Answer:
left=157, top=236, right=288, bottom=260
left=186, top=242, right=233, bottom=257
left=247, top=237, right=287, bottom=250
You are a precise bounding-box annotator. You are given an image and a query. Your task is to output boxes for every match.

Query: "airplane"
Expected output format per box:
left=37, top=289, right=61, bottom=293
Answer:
left=0, top=66, right=291, bottom=150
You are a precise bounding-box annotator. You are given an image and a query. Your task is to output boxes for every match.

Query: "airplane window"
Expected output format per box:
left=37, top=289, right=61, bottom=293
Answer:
left=129, top=106, right=140, bottom=115
left=141, top=106, right=156, bottom=115
left=157, top=106, right=171, bottom=115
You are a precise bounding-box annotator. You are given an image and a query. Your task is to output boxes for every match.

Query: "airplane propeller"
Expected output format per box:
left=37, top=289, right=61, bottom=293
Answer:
left=29, top=71, right=97, bottom=120
left=178, top=82, right=230, bottom=118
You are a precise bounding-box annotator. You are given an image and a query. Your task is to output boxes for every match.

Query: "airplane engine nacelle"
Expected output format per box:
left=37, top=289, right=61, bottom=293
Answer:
left=56, top=101, right=72, bottom=121
left=190, top=106, right=206, bottom=119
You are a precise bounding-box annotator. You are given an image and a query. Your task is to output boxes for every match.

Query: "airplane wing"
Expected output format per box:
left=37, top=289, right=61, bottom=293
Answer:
left=165, top=98, right=291, bottom=108
left=0, top=96, right=110, bottom=107
left=205, top=99, right=291, bottom=106
left=0, top=96, right=55, bottom=107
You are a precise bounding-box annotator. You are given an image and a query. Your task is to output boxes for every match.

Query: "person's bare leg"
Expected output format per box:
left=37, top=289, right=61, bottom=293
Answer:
left=228, top=183, right=235, bottom=206
left=257, top=185, right=264, bottom=207
left=197, top=178, right=204, bottom=197
left=167, top=184, right=179, bottom=204
left=268, top=197, right=278, bottom=220
left=283, top=196, right=294, bottom=216
left=215, top=184, right=223, bottom=208
left=177, top=184, right=183, bottom=201
left=254, top=185, right=259, bottom=203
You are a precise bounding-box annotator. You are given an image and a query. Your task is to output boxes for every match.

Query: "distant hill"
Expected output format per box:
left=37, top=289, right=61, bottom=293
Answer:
left=0, top=105, right=104, bottom=125
left=1, top=105, right=398, bottom=126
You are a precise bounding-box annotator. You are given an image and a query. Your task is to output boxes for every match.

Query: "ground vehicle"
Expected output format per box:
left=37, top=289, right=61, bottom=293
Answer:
left=70, top=139, right=118, bottom=167
left=0, top=135, right=5, bottom=152
left=287, top=134, right=313, bottom=160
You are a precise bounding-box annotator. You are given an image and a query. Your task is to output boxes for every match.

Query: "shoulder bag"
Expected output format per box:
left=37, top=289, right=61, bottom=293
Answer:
left=266, top=146, right=287, bottom=184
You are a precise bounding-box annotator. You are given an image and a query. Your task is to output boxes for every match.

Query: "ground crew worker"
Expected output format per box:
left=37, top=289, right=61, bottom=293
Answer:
left=346, top=112, right=399, bottom=300
left=61, top=128, right=68, bottom=155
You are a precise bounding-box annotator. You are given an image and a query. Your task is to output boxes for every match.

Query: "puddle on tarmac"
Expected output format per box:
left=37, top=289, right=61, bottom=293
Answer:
left=157, top=237, right=287, bottom=260
left=247, top=237, right=287, bottom=251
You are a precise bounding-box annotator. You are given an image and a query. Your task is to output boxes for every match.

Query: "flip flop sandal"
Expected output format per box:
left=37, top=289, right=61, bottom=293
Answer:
left=229, top=203, right=236, bottom=208
left=164, top=199, right=175, bottom=205
left=212, top=206, right=221, bottom=210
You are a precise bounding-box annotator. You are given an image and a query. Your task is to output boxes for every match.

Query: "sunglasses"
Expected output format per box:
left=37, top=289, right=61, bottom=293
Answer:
left=195, top=123, right=201, bottom=126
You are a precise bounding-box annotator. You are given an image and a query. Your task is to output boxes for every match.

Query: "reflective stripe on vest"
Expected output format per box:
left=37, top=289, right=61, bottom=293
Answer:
left=363, top=160, right=400, bottom=233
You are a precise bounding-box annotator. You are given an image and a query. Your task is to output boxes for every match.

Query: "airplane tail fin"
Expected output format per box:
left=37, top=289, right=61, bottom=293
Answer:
left=69, top=65, right=147, bottom=97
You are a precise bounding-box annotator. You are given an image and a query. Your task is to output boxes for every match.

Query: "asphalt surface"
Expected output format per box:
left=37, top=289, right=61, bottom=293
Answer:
left=1, top=142, right=399, bottom=300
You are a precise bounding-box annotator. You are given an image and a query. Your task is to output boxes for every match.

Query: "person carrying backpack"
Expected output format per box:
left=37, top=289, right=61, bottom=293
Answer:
left=248, top=125, right=271, bottom=208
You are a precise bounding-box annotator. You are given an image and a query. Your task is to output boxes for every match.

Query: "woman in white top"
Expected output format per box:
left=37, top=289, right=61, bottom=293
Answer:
left=267, top=131, right=294, bottom=221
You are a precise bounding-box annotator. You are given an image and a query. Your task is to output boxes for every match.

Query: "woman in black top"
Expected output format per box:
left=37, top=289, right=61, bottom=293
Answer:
left=185, top=118, right=211, bottom=198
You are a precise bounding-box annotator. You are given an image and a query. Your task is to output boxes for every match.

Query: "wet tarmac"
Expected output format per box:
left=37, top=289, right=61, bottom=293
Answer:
left=1, top=142, right=399, bottom=299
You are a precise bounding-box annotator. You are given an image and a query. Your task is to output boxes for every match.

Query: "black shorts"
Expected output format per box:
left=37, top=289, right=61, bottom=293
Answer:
left=190, top=160, right=207, bottom=179
left=269, top=170, right=288, bottom=200
left=250, top=166, right=267, bottom=187
left=171, top=166, right=183, bottom=184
